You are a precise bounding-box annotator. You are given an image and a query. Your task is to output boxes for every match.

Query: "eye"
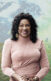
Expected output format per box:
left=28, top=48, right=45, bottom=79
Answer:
left=19, top=24, right=23, bottom=27
left=26, top=24, right=31, bottom=27
left=26, top=24, right=30, bottom=26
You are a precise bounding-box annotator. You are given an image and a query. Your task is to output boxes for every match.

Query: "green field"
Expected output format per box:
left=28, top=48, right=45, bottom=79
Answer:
left=0, top=41, right=51, bottom=81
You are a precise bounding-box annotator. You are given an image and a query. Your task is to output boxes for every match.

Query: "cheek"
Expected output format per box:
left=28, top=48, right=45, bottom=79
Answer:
left=18, top=28, right=22, bottom=33
left=28, top=28, right=31, bottom=32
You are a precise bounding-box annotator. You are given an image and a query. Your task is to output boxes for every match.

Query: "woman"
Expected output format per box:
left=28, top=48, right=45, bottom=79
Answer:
left=1, top=13, right=50, bottom=81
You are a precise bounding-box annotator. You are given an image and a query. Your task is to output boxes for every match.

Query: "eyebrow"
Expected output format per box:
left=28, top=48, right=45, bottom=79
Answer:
left=19, top=23, right=30, bottom=25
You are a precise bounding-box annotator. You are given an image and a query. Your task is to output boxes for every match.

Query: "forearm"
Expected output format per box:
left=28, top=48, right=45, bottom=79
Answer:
left=1, top=67, right=15, bottom=77
left=35, top=67, right=49, bottom=81
left=2, top=67, right=24, bottom=81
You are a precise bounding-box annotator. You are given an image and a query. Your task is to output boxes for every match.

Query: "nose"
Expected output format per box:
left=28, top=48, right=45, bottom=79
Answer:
left=23, top=26, right=27, bottom=30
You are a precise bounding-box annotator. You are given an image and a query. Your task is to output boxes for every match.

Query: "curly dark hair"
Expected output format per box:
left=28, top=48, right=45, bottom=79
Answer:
left=11, top=12, right=38, bottom=43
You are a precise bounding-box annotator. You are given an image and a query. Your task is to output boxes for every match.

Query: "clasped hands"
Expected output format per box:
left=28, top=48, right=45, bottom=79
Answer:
left=11, top=73, right=39, bottom=81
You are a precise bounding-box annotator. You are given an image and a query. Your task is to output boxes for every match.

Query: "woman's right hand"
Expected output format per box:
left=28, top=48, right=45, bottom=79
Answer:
left=11, top=73, right=22, bottom=81
left=11, top=73, right=27, bottom=81
left=11, top=73, right=19, bottom=81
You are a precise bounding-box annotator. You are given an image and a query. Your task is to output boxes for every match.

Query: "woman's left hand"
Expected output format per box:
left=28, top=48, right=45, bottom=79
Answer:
left=32, top=76, right=39, bottom=81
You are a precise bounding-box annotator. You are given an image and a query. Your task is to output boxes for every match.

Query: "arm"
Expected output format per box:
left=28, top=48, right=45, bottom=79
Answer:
left=1, top=39, right=27, bottom=81
left=34, top=40, right=50, bottom=81
left=1, top=39, right=15, bottom=77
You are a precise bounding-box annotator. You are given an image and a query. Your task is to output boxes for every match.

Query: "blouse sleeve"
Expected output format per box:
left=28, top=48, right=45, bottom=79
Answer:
left=1, top=39, right=15, bottom=77
left=35, top=40, right=50, bottom=81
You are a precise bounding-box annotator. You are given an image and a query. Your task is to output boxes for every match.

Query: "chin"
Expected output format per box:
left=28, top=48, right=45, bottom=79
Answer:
left=21, top=35, right=29, bottom=38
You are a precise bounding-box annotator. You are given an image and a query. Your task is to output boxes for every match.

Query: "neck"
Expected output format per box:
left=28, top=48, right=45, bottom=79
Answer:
left=17, top=35, right=31, bottom=45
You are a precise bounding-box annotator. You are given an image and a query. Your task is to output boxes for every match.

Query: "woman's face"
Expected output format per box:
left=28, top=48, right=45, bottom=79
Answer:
left=18, top=19, right=31, bottom=38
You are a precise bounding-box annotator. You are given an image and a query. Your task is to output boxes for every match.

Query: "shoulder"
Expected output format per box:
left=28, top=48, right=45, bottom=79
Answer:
left=37, top=38, right=44, bottom=48
left=38, top=38, right=45, bottom=49
left=4, top=38, right=13, bottom=47
left=4, top=38, right=11, bottom=43
left=2, top=38, right=13, bottom=53
left=37, top=37, right=43, bottom=44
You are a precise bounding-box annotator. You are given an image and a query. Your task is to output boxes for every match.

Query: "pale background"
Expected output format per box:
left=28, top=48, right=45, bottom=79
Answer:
left=0, top=0, right=51, bottom=42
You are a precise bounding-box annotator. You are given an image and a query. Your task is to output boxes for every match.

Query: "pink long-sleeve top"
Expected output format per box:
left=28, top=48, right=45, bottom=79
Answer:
left=1, top=38, right=50, bottom=81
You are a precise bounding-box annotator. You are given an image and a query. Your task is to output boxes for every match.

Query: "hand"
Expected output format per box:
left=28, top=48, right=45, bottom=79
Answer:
left=11, top=73, right=22, bottom=81
left=11, top=73, right=28, bottom=81
left=33, top=76, right=39, bottom=81
left=21, top=76, right=29, bottom=81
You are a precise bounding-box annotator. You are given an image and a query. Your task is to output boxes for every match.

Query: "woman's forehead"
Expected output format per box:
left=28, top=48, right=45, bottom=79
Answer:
left=19, top=19, right=30, bottom=24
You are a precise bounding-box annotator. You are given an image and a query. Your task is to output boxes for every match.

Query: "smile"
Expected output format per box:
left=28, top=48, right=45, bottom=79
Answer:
left=22, top=31, right=28, bottom=34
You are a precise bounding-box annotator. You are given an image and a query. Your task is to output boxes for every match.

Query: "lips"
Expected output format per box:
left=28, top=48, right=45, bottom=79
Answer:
left=22, top=31, right=28, bottom=34
left=23, top=32, right=27, bottom=34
